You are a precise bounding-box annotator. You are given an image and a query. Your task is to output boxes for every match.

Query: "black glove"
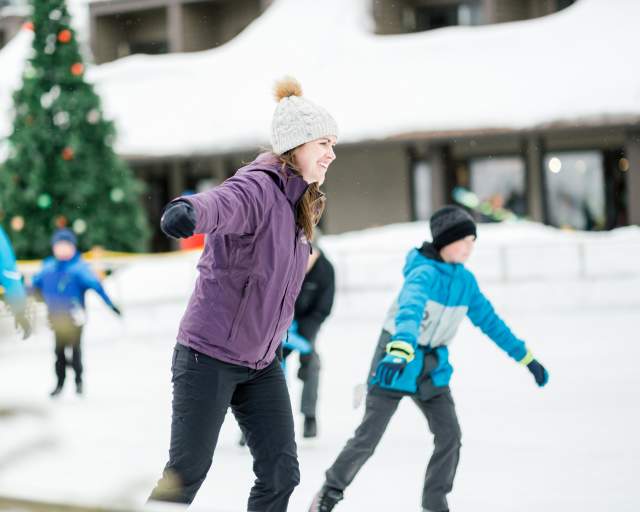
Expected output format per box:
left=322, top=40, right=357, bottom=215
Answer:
left=14, top=312, right=32, bottom=339
left=111, top=304, right=122, bottom=316
left=160, top=201, right=196, bottom=239
left=527, top=359, right=549, bottom=387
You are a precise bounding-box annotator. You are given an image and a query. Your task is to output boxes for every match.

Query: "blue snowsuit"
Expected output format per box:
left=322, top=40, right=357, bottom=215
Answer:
left=32, top=251, right=116, bottom=387
left=32, top=252, right=115, bottom=317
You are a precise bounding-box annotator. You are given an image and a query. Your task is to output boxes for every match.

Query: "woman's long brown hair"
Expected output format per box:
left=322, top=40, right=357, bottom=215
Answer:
left=278, top=151, right=326, bottom=241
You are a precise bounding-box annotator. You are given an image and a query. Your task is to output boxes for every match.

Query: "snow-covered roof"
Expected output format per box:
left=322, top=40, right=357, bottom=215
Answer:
left=1, top=0, right=639, bottom=159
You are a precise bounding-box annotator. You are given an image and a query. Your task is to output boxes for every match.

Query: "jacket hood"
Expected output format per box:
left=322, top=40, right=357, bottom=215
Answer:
left=237, top=152, right=308, bottom=207
left=402, top=245, right=459, bottom=278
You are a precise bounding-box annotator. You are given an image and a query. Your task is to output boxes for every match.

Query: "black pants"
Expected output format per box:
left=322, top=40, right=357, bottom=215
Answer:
left=324, top=391, right=461, bottom=512
left=51, top=315, right=83, bottom=385
left=150, top=343, right=299, bottom=511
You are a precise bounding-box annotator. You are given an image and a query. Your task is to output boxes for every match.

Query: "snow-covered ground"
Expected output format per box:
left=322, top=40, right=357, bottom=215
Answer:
left=1, top=221, right=640, bottom=511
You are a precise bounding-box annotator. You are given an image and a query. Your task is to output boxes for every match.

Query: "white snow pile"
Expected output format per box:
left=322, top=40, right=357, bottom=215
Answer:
left=1, top=0, right=639, bottom=158
left=101, top=220, right=640, bottom=315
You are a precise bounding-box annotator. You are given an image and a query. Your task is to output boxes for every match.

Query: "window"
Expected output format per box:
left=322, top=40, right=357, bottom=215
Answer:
left=469, top=156, right=526, bottom=220
left=544, top=151, right=605, bottom=230
left=557, top=0, right=576, bottom=10
left=127, top=40, right=169, bottom=56
left=412, top=160, right=433, bottom=220
left=410, top=1, right=482, bottom=32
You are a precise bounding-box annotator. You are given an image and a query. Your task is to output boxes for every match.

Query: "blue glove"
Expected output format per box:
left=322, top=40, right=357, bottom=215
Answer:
left=527, top=359, right=549, bottom=387
left=374, top=341, right=415, bottom=386
left=282, top=330, right=312, bottom=355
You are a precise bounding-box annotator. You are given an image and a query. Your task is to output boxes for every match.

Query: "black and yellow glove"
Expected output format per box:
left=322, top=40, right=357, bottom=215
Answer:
left=374, top=341, right=415, bottom=386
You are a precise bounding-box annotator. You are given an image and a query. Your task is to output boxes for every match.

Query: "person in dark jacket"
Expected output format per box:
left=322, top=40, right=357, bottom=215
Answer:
left=149, top=77, right=338, bottom=512
left=0, top=226, right=31, bottom=339
left=31, top=229, right=121, bottom=396
left=309, top=206, right=549, bottom=512
left=283, top=243, right=335, bottom=438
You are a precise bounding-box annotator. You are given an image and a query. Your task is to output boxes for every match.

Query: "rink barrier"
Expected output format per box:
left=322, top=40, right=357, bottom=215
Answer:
left=3, top=239, right=639, bottom=310
left=12, top=239, right=640, bottom=287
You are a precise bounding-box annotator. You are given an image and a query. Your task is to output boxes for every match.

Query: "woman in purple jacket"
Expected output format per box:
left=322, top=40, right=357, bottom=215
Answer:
left=149, top=78, right=338, bottom=512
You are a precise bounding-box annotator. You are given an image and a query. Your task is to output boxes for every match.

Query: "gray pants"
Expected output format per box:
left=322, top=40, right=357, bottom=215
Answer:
left=283, top=346, right=321, bottom=418
left=297, top=351, right=320, bottom=417
left=324, top=386, right=461, bottom=512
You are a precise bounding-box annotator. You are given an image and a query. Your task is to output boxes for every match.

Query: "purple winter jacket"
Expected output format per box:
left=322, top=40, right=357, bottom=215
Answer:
left=176, top=153, right=311, bottom=369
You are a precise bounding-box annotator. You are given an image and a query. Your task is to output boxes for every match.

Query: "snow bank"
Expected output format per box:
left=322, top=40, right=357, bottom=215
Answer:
left=101, top=221, right=640, bottom=313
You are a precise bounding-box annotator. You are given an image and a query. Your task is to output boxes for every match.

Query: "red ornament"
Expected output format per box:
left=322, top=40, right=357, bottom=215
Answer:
left=55, top=215, right=68, bottom=228
left=58, top=30, right=72, bottom=43
left=70, top=63, right=84, bottom=76
left=23, top=21, right=34, bottom=31
left=62, top=147, right=74, bottom=160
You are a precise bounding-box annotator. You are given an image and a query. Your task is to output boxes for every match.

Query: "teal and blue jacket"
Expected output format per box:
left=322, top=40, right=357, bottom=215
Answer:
left=0, top=227, right=26, bottom=313
left=375, top=243, right=529, bottom=391
left=32, top=252, right=115, bottom=316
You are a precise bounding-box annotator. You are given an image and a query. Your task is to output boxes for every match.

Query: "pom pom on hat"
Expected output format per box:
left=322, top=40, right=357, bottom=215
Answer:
left=273, top=76, right=303, bottom=103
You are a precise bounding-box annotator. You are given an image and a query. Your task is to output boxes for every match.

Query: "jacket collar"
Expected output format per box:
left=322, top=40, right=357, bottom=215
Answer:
left=241, top=152, right=309, bottom=207
left=53, top=251, right=80, bottom=269
left=418, top=241, right=444, bottom=262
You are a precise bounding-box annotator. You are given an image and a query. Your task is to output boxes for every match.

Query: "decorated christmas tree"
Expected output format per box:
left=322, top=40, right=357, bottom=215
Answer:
left=0, top=0, right=149, bottom=259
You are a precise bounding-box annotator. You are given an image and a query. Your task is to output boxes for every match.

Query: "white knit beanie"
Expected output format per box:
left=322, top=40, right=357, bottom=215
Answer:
left=270, top=77, right=338, bottom=155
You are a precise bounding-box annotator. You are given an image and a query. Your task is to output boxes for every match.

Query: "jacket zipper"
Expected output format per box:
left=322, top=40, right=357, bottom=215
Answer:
left=227, top=277, right=253, bottom=342
left=257, top=226, right=300, bottom=367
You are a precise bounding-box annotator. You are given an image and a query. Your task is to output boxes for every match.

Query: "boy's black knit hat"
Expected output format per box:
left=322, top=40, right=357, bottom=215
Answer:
left=430, top=205, right=477, bottom=251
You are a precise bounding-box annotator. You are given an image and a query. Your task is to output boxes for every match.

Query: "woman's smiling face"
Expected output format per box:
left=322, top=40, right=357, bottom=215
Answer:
left=293, top=136, right=337, bottom=186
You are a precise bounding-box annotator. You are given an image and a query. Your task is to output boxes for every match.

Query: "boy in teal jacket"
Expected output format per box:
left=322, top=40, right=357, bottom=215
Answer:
left=309, top=206, right=548, bottom=512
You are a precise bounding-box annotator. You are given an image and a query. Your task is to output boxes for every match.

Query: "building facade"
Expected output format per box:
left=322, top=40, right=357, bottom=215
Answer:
left=0, top=0, right=28, bottom=48
left=89, top=0, right=273, bottom=63
left=2, top=0, right=637, bottom=252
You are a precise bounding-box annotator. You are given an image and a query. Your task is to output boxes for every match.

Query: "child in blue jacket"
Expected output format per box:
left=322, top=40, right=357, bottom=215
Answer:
left=32, top=229, right=121, bottom=396
left=309, top=205, right=548, bottom=512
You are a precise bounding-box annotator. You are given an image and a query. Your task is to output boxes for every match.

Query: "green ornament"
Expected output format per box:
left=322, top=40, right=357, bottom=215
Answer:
left=73, top=218, right=87, bottom=234
left=37, top=193, right=52, bottom=209
left=110, top=188, right=125, bottom=202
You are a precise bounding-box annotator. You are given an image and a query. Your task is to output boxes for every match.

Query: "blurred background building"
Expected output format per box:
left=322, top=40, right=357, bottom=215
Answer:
left=1, top=0, right=638, bottom=251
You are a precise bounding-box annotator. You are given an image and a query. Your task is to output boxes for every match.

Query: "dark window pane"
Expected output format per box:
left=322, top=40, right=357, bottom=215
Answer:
left=544, top=151, right=605, bottom=230
left=469, top=156, right=526, bottom=220
left=415, top=5, right=459, bottom=31
left=128, top=40, right=168, bottom=55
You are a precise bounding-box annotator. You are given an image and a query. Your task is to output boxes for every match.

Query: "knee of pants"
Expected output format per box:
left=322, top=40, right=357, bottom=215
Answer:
left=433, top=426, right=462, bottom=450
left=267, top=455, right=300, bottom=493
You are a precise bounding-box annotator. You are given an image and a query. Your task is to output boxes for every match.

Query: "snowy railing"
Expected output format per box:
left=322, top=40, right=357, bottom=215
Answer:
left=326, top=239, right=640, bottom=292
left=6, top=236, right=640, bottom=305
